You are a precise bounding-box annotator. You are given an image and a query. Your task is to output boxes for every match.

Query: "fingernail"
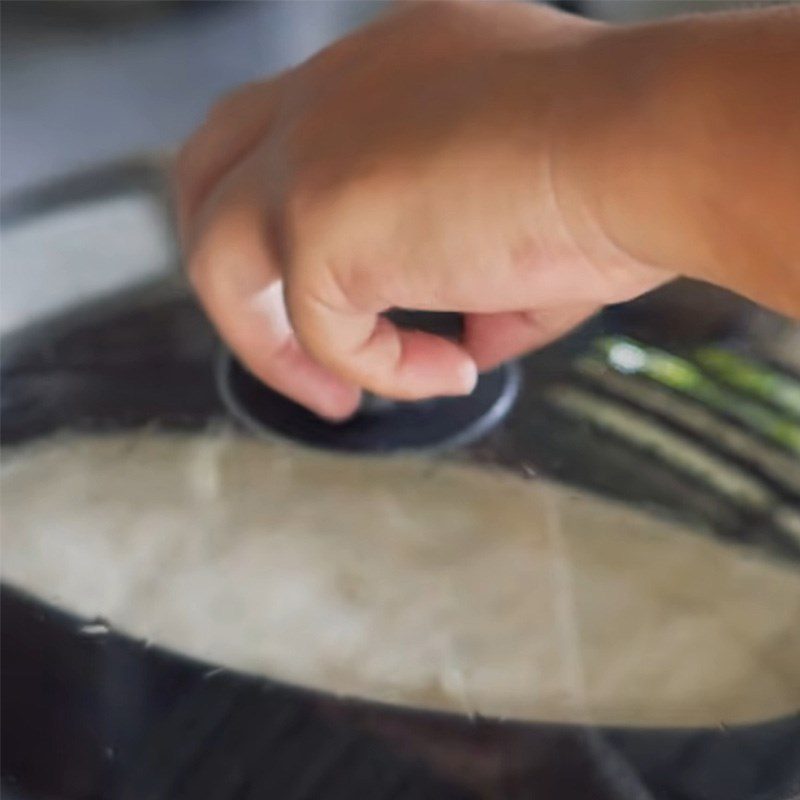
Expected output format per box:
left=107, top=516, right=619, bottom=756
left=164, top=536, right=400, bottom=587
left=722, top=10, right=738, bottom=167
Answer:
left=454, top=359, right=478, bottom=395
left=315, top=393, right=362, bottom=422
left=317, top=407, right=356, bottom=423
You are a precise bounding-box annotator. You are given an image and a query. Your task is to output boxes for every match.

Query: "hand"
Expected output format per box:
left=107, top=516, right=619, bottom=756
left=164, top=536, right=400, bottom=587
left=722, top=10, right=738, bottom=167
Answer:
left=175, top=2, right=673, bottom=419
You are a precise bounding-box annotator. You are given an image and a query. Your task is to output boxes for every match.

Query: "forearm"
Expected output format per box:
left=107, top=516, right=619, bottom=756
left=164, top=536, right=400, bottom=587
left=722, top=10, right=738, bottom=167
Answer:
left=565, top=6, right=800, bottom=316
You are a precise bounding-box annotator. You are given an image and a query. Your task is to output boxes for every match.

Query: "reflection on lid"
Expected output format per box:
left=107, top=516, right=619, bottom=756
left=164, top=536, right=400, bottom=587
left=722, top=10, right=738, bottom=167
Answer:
left=547, top=336, right=800, bottom=560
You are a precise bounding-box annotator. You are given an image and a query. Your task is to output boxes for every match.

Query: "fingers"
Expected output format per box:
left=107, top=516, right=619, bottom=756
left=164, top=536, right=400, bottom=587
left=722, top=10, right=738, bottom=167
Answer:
left=241, top=284, right=363, bottom=419
left=174, top=80, right=281, bottom=242
left=286, top=276, right=478, bottom=401
left=463, top=304, right=598, bottom=370
left=187, top=157, right=361, bottom=420
left=178, top=79, right=595, bottom=405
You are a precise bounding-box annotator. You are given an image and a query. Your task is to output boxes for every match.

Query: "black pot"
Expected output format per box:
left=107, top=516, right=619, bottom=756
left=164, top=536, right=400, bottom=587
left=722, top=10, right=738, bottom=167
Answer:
left=2, top=161, right=798, bottom=800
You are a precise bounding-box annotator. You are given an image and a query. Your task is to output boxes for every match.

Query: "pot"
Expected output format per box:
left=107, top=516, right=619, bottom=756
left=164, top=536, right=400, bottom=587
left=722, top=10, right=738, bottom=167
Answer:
left=2, top=159, right=799, bottom=800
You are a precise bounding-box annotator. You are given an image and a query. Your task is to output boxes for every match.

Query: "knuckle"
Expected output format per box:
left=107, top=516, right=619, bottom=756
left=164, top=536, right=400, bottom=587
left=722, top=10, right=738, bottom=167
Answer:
left=282, top=268, right=319, bottom=329
left=278, top=179, right=335, bottom=265
left=284, top=276, right=339, bottom=362
left=279, top=170, right=362, bottom=259
left=281, top=172, right=328, bottom=231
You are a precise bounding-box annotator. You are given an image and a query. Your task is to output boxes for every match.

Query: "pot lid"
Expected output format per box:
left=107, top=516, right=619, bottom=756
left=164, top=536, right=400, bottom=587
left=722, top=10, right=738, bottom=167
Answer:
left=2, top=160, right=799, bottom=800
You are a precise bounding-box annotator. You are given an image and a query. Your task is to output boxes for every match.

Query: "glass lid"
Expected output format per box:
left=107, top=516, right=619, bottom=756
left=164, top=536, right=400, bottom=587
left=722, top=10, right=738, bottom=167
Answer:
left=2, top=160, right=799, bottom=800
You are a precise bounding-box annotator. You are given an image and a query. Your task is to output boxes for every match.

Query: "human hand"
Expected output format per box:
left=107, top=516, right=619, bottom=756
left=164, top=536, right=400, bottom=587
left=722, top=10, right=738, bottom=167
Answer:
left=176, top=1, right=674, bottom=419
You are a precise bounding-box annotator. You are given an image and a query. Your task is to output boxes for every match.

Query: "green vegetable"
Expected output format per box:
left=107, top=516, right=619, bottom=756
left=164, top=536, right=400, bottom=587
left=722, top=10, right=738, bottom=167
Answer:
left=594, top=337, right=800, bottom=455
left=694, top=346, right=800, bottom=420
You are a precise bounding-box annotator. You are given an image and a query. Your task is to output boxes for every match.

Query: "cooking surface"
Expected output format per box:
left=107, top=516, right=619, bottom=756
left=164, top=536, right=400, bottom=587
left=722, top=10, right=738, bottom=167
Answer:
left=2, top=164, right=800, bottom=799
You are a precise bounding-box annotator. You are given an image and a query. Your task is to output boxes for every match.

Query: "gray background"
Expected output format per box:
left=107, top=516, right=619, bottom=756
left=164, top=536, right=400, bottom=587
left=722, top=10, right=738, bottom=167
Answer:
left=1, top=0, right=764, bottom=197
left=1, top=1, right=385, bottom=195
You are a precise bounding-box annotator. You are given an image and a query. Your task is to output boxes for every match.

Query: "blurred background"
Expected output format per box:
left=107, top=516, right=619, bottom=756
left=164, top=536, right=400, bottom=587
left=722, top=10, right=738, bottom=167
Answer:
left=0, top=0, right=769, bottom=195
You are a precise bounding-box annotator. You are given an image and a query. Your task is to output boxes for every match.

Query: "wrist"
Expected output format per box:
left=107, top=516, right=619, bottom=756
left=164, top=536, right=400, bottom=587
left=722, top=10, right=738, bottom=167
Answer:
left=554, top=11, right=800, bottom=316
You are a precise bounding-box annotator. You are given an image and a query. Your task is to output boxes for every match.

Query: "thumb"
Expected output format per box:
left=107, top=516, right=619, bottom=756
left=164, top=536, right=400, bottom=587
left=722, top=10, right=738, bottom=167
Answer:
left=285, top=276, right=478, bottom=401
